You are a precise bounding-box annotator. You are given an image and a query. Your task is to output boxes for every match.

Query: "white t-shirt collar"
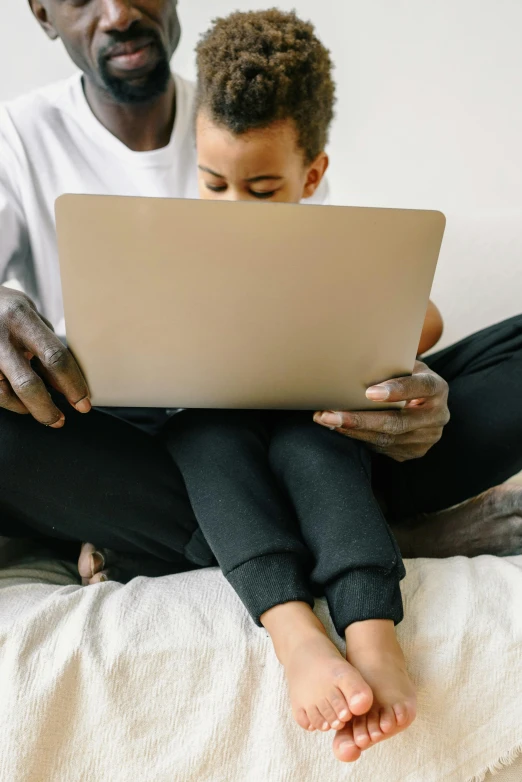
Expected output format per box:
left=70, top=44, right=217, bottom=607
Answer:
left=69, top=71, right=190, bottom=169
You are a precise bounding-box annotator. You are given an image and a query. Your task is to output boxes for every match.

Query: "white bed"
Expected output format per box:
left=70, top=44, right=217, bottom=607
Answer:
left=0, top=539, right=521, bottom=782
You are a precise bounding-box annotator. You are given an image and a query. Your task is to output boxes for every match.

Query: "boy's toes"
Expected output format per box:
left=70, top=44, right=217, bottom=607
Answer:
left=308, top=706, right=330, bottom=732
left=337, top=670, right=373, bottom=716
left=333, top=723, right=363, bottom=763
left=366, top=709, right=385, bottom=743
left=319, top=698, right=345, bottom=730
left=328, top=687, right=351, bottom=725
left=294, top=708, right=313, bottom=731
left=349, top=688, right=373, bottom=716
left=379, top=706, right=397, bottom=734
left=393, top=700, right=416, bottom=728
left=352, top=715, right=372, bottom=749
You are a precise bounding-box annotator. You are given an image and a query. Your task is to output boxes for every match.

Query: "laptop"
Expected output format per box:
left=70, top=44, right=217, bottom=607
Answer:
left=55, top=195, right=445, bottom=411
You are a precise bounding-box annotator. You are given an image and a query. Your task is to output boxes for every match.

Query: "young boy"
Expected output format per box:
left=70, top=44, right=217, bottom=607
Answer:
left=162, top=9, right=443, bottom=763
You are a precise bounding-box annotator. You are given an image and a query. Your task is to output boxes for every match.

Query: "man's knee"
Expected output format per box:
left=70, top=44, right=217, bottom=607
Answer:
left=0, top=409, right=30, bottom=465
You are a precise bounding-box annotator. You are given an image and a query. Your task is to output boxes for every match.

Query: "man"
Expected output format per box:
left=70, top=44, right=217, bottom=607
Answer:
left=0, top=0, right=519, bottom=557
left=1, top=0, right=521, bottom=763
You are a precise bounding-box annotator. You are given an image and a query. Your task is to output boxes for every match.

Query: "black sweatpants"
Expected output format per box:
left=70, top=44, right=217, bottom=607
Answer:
left=0, top=315, right=520, bottom=626
left=380, top=313, right=522, bottom=518
left=163, top=410, right=405, bottom=635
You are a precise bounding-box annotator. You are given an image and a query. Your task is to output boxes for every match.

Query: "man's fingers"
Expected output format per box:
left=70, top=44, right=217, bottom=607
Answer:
left=20, top=310, right=91, bottom=413
left=32, top=356, right=89, bottom=410
left=313, top=361, right=449, bottom=462
left=0, top=352, right=65, bottom=427
left=312, top=421, right=444, bottom=459
left=333, top=427, right=398, bottom=450
left=314, top=408, right=437, bottom=436
left=334, top=424, right=443, bottom=445
left=0, top=375, right=30, bottom=414
left=0, top=291, right=88, bottom=421
left=36, top=343, right=91, bottom=413
left=40, top=315, right=55, bottom=332
left=366, top=372, right=445, bottom=403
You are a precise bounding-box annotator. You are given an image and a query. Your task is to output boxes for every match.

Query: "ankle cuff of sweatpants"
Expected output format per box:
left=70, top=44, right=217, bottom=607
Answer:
left=226, top=553, right=314, bottom=627
left=324, top=567, right=404, bottom=637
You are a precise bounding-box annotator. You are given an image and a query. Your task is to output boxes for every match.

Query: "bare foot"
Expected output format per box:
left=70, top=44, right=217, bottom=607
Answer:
left=78, top=542, right=186, bottom=585
left=78, top=543, right=109, bottom=585
left=333, top=619, right=416, bottom=760
left=392, top=484, right=522, bottom=558
left=261, top=602, right=373, bottom=733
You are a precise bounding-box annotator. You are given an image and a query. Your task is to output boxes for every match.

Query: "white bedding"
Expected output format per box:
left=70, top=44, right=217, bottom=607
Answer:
left=0, top=550, right=521, bottom=782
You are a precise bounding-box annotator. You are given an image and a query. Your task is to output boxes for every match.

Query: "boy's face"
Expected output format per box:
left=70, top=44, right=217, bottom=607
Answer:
left=196, top=111, right=328, bottom=204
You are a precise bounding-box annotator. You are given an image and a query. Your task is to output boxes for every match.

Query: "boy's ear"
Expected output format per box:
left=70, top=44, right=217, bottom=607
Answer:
left=29, top=0, right=60, bottom=41
left=302, top=153, right=329, bottom=200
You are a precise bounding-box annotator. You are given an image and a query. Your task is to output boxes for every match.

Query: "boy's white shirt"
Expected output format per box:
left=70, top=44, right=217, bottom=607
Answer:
left=0, top=72, right=329, bottom=337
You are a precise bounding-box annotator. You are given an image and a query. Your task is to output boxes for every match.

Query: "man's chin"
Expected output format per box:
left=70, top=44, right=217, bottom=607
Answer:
left=99, top=59, right=172, bottom=104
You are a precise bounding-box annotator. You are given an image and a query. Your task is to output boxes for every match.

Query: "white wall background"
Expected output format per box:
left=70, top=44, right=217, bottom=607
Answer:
left=2, top=0, right=521, bottom=348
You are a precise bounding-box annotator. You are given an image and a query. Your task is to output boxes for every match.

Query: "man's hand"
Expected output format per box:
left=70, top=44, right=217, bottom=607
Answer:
left=0, top=287, right=91, bottom=427
left=314, top=361, right=450, bottom=462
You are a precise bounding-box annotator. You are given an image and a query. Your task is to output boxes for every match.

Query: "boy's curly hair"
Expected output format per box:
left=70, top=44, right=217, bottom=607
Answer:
left=195, top=9, right=336, bottom=163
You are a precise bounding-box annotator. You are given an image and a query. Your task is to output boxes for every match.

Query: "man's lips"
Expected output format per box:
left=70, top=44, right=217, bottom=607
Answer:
left=105, top=37, right=157, bottom=71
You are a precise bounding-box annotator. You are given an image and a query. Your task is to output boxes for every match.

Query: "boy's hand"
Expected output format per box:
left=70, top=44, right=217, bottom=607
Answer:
left=313, top=361, right=450, bottom=462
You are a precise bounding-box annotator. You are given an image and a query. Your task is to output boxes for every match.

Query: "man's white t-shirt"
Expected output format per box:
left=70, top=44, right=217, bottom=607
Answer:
left=0, top=72, right=199, bottom=337
left=0, top=72, right=328, bottom=339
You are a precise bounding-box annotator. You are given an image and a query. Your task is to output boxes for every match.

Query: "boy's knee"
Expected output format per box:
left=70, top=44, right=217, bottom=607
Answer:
left=167, top=410, right=265, bottom=458
left=269, top=419, right=369, bottom=474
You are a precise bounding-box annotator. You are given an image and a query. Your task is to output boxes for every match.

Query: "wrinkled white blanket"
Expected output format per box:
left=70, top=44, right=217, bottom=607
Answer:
left=0, top=552, right=521, bottom=782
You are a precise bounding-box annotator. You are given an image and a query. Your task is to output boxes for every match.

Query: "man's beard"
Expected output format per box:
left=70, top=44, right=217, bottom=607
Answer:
left=98, top=34, right=172, bottom=104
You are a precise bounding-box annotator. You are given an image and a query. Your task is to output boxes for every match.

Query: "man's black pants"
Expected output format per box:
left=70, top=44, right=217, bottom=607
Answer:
left=0, top=315, right=520, bottom=630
